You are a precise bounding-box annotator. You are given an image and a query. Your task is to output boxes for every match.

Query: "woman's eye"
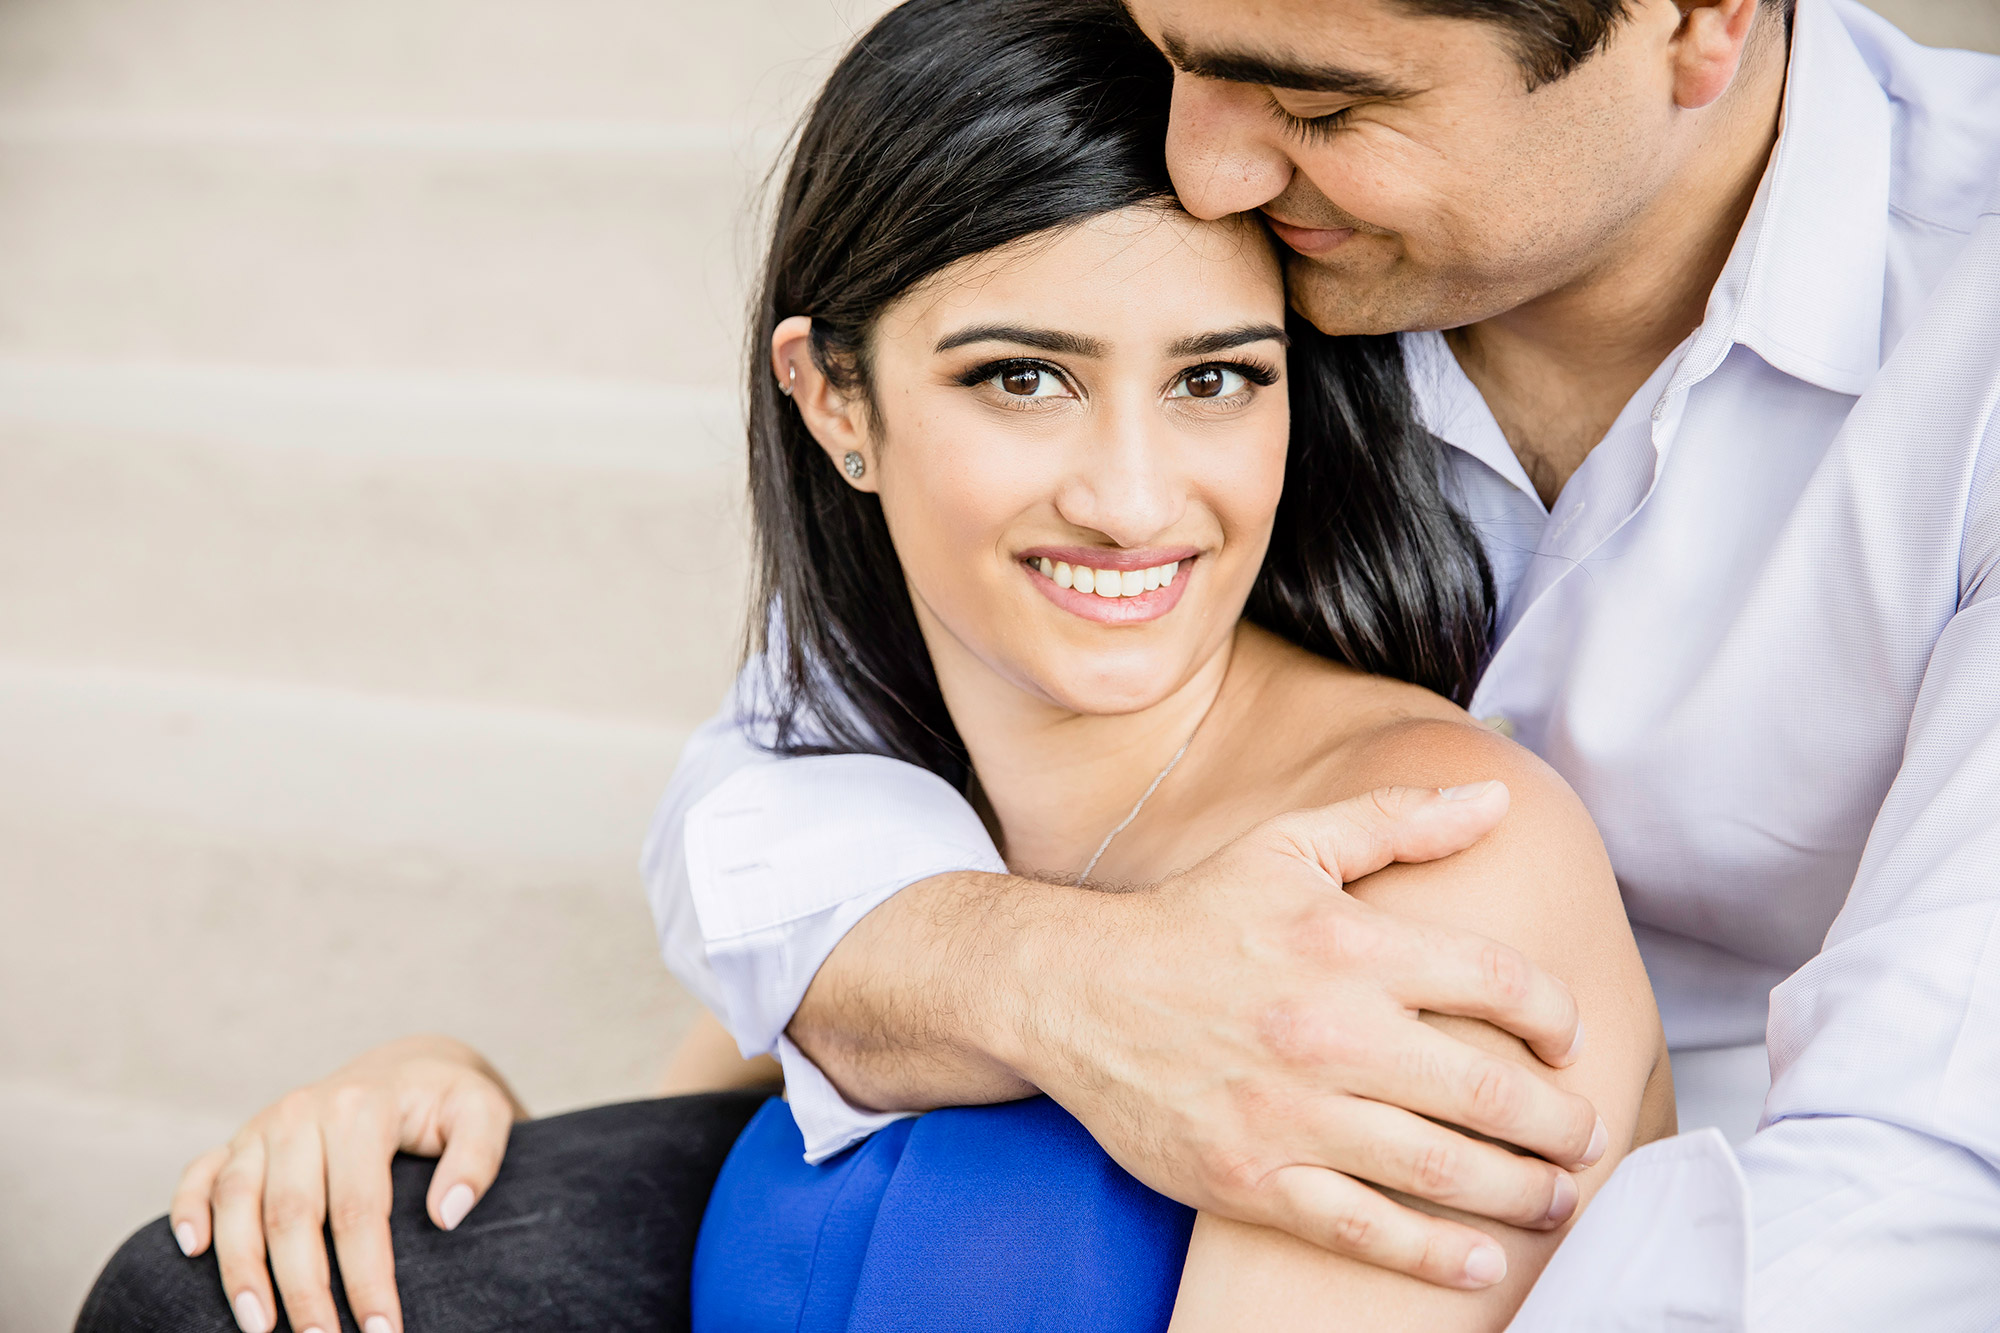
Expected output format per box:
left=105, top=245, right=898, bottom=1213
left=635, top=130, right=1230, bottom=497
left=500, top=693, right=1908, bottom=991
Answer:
left=1171, top=366, right=1251, bottom=400
left=993, top=365, right=1068, bottom=398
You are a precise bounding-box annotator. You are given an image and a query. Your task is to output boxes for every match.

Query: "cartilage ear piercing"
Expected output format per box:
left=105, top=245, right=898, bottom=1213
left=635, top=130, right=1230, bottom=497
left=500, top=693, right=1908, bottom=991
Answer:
left=779, top=365, right=796, bottom=397
left=843, top=451, right=867, bottom=480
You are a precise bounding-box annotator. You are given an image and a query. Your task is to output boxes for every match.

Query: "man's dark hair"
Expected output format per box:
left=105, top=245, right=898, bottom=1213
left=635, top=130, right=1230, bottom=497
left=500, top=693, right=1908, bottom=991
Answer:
left=746, top=0, right=1495, bottom=786
left=1405, top=0, right=1794, bottom=89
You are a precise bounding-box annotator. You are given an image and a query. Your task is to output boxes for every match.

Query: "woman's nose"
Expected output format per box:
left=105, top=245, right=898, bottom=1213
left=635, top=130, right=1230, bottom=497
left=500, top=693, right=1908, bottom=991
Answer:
left=1053, top=408, right=1186, bottom=549
left=1165, top=73, right=1294, bottom=221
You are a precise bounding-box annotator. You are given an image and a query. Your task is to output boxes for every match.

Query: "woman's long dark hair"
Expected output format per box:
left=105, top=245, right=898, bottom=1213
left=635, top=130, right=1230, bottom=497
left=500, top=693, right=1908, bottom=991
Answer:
left=746, top=0, right=1493, bottom=787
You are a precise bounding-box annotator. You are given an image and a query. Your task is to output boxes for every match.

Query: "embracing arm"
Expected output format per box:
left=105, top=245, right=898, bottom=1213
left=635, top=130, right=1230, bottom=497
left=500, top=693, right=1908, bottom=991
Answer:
left=1168, top=724, right=1670, bottom=1332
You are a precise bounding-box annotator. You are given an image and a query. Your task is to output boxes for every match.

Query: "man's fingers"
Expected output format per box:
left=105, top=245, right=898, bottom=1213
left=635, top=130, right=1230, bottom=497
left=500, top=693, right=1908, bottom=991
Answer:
left=262, top=1111, right=341, bottom=1333
left=209, top=1140, right=279, bottom=1333
left=1394, top=920, right=1584, bottom=1069
left=1368, top=1023, right=1606, bottom=1169
left=1276, top=783, right=1511, bottom=889
left=1320, top=1097, right=1579, bottom=1230
left=426, top=1077, right=515, bottom=1232
left=168, top=1147, right=229, bottom=1257
left=322, top=1100, right=405, bottom=1333
left=1256, top=1163, right=1512, bottom=1290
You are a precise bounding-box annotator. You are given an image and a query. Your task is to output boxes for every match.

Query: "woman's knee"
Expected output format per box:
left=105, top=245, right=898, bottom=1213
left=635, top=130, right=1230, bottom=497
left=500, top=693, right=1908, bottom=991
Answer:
left=74, top=1217, right=233, bottom=1333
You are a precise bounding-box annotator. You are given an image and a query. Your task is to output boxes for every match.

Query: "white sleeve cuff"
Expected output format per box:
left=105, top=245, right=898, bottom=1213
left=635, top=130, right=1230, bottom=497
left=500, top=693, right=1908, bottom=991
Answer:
left=684, top=750, right=1007, bottom=1055
left=774, top=1033, right=920, bottom=1163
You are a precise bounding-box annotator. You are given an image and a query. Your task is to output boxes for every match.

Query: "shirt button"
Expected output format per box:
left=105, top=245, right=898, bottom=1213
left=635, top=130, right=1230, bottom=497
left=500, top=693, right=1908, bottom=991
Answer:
left=1479, top=714, right=1516, bottom=740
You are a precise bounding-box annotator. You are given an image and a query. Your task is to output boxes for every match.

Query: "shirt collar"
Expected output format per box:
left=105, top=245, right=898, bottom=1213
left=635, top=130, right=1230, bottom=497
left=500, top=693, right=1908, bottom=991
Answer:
left=1702, top=0, right=1891, bottom=397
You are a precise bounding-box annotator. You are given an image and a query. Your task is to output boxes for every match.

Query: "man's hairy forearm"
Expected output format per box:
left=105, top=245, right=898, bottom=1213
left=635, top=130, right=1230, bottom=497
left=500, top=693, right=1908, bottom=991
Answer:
left=786, top=869, right=1105, bottom=1112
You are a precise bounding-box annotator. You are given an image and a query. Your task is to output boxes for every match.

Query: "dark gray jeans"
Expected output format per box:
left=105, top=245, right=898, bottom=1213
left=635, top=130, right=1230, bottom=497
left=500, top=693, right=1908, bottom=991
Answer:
left=75, top=1092, right=766, bottom=1333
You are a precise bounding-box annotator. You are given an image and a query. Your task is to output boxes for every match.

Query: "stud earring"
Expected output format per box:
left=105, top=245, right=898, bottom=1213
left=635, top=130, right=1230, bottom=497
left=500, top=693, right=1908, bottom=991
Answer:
left=843, top=451, right=866, bottom=480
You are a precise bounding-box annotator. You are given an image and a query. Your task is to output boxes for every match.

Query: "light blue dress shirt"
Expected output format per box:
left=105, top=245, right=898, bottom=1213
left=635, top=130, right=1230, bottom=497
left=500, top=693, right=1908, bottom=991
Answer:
left=645, top=1, right=2000, bottom=1323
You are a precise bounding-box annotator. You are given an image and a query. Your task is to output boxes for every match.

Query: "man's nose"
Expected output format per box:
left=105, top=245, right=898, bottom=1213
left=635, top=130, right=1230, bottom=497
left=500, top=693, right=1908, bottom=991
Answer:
left=1165, top=73, right=1294, bottom=221
left=1054, top=407, right=1185, bottom=549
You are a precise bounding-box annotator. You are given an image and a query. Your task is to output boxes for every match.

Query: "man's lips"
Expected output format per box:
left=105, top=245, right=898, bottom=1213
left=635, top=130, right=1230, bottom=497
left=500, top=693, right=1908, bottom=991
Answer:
left=1264, top=214, right=1358, bottom=257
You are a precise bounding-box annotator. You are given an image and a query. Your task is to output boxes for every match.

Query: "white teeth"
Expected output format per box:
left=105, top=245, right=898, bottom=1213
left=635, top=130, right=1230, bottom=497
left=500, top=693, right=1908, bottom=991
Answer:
left=1034, top=557, right=1188, bottom=597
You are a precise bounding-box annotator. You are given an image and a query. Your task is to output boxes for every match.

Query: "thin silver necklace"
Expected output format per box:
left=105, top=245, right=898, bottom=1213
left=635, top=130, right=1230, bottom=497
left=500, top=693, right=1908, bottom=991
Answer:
left=1075, top=708, right=1212, bottom=886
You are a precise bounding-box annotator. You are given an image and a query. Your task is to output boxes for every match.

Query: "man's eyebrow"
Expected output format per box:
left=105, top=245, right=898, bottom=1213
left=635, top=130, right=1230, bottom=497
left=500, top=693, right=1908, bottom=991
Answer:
left=933, top=325, right=1107, bottom=356
left=1161, top=31, right=1414, bottom=99
left=1168, top=323, right=1291, bottom=358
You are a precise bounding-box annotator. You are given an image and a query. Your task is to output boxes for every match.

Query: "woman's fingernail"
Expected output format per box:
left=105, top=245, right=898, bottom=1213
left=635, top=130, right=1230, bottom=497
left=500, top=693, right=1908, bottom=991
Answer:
left=1580, top=1115, right=1609, bottom=1167
left=365, top=1316, right=394, bottom=1333
left=439, top=1181, right=475, bottom=1231
left=1439, top=781, right=1497, bottom=801
left=231, top=1291, right=268, bottom=1333
left=303, top=1327, right=328, bottom=1333
left=1545, top=1172, right=1579, bottom=1225
left=1463, top=1243, right=1508, bottom=1286
left=172, top=1221, right=197, bottom=1256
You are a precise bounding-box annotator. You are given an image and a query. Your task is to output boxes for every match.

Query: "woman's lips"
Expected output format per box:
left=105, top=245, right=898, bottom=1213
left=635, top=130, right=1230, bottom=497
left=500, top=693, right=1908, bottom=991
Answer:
left=1264, top=214, right=1358, bottom=257
left=1020, top=552, right=1197, bottom=625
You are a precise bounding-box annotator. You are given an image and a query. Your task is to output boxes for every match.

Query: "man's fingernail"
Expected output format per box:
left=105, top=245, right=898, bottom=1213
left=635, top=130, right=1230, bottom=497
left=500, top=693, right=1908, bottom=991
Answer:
left=365, top=1316, right=394, bottom=1333
left=1545, top=1172, right=1579, bottom=1225
left=231, top=1291, right=268, bottom=1333
left=1563, top=1020, right=1586, bottom=1064
left=1463, top=1243, right=1508, bottom=1286
left=1580, top=1115, right=1609, bottom=1167
left=172, top=1221, right=196, bottom=1256
left=1439, top=781, right=1497, bottom=801
left=440, top=1181, right=475, bottom=1231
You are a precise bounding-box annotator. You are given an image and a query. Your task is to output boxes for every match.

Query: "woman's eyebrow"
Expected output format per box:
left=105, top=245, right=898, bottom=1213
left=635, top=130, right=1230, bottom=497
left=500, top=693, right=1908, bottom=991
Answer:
left=933, top=325, right=1106, bottom=356
left=1167, top=323, right=1290, bottom=357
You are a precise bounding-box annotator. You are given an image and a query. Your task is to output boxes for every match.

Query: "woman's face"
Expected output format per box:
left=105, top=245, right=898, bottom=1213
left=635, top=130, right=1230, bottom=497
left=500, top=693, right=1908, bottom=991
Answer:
left=796, top=205, right=1290, bottom=718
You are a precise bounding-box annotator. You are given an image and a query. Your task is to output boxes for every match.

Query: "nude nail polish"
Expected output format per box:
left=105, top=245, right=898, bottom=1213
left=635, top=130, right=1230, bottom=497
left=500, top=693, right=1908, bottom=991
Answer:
left=364, top=1316, right=393, bottom=1333
left=231, top=1291, right=268, bottom=1333
left=440, top=1181, right=475, bottom=1231
left=173, top=1221, right=196, bottom=1256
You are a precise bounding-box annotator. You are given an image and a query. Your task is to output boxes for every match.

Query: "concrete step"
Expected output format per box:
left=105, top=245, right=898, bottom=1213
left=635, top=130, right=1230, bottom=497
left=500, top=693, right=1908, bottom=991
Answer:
left=0, top=656, right=700, bottom=1120
left=0, top=359, right=748, bottom=723
left=0, top=133, right=763, bottom=383
left=0, top=0, right=894, bottom=128
left=0, top=1080, right=238, bottom=1333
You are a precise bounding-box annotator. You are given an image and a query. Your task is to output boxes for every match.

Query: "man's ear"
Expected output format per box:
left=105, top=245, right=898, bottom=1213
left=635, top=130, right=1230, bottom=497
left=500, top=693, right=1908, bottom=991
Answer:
left=771, top=315, right=878, bottom=494
left=1670, top=0, right=1766, bottom=110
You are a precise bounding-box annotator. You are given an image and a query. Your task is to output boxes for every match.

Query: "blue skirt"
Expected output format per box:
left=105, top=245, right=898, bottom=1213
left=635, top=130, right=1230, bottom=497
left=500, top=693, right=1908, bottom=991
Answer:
left=691, top=1096, right=1196, bottom=1332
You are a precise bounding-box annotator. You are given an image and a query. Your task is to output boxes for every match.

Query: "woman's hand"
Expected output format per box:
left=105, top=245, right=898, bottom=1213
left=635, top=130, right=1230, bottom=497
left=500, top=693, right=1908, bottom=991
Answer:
left=168, top=1035, right=526, bottom=1333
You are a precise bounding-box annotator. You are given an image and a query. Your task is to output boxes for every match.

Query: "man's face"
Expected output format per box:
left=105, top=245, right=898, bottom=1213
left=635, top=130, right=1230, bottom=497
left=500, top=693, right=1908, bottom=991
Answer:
left=1124, top=0, right=1690, bottom=335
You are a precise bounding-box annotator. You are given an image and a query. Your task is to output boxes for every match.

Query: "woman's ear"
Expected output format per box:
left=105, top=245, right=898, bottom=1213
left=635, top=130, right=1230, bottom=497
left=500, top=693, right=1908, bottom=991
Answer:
left=772, top=315, right=878, bottom=494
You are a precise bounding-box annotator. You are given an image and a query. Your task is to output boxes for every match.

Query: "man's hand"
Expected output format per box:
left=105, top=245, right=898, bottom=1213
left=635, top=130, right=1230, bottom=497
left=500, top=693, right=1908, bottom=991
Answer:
left=792, top=782, right=1602, bottom=1291
left=169, top=1035, right=524, bottom=1333
left=1013, top=782, right=1604, bottom=1289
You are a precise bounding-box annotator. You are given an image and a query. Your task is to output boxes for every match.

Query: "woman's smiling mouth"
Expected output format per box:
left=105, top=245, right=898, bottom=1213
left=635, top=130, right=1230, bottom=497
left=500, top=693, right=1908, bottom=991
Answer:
left=1019, top=547, right=1199, bottom=624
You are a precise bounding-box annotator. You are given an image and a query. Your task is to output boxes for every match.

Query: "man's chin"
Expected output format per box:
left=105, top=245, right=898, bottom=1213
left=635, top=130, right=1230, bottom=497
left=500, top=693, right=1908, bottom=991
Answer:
left=1283, top=252, right=1469, bottom=338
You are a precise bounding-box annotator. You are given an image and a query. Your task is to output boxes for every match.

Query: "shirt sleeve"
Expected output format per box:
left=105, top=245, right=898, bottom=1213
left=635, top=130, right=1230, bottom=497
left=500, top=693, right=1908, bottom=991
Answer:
left=1511, top=407, right=2000, bottom=1330
left=640, top=659, right=1008, bottom=1161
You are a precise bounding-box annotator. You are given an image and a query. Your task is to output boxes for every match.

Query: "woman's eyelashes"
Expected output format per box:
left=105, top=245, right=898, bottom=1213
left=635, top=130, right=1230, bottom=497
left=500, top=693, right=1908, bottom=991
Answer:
left=1167, top=361, right=1278, bottom=402
left=956, top=357, right=1278, bottom=409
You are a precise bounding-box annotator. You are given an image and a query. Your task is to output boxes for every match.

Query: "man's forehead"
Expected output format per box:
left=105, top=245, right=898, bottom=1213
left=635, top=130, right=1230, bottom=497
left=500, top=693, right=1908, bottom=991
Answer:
left=1123, top=0, right=1471, bottom=94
